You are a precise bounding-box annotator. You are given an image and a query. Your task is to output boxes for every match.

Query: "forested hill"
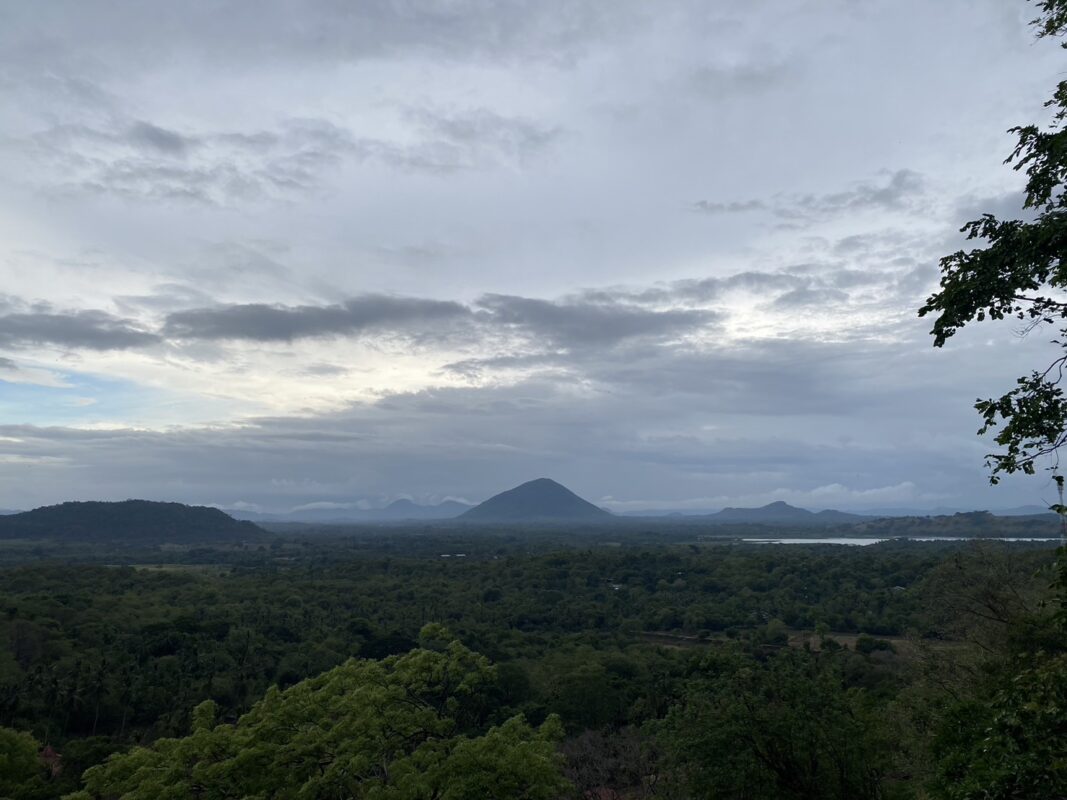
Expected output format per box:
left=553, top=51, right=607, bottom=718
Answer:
left=849, top=510, right=1061, bottom=537
left=709, top=501, right=867, bottom=525
left=0, top=500, right=268, bottom=544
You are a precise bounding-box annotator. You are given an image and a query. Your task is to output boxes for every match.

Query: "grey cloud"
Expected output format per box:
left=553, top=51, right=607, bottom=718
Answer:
left=0, top=356, right=16, bottom=370
left=677, top=271, right=810, bottom=302
left=163, top=296, right=472, bottom=342
left=24, top=117, right=357, bottom=204
left=773, top=287, right=849, bottom=308
left=610, top=230, right=941, bottom=313
left=823, top=269, right=885, bottom=289
left=115, top=283, right=217, bottom=314
left=442, top=352, right=568, bottom=379
left=0, top=74, right=120, bottom=122
left=954, top=189, right=1039, bottom=224
left=692, top=170, right=927, bottom=225
left=395, top=108, right=563, bottom=172
left=783, top=169, right=925, bottom=219
left=301, top=363, right=351, bottom=377
left=691, top=199, right=765, bottom=215
left=0, top=310, right=160, bottom=350
left=563, top=265, right=912, bottom=321
left=831, top=234, right=909, bottom=257
left=84, top=162, right=250, bottom=204
left=476, top=294, right=717, bottom=346
left=827, top=230, right=932, bottom=269
left=893, top=263, right=940, bottom=298
left=687, top=59, right=794, bottom=99
left=22, top=108, right=559, bottom=202
left=159, top=290, right=720, bottom=350
left=2, top=249, right=922, bottom=358
left=370, top=241, right=466, bottom=269
left=581, top=335, right=929, bottom=416
left=28, top=120, right=197, bottom=159
left=0, top=1, right=639, bottom=74
left=597, top=271, right=811, bottom=306
left=126, top=121, right=194, bottom=155
left=335, top=108, right=562, bottom=175
left=451, top=315, right=921, bottom=415
left=0, top=285, right=727, bottom=357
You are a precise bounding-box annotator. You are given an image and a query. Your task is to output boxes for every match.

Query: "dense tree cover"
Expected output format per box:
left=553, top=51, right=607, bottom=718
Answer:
left=919, top=0, right=1067, bottom=480
left=654, top=649, right=895, bottom=800
left=651, top=544, right=1067, bottom=800
left=0, top=535, right=1061, bottom=798
left=924, top=552, right=1067, bottom=800
left=0, top=544, right=951, bottom=748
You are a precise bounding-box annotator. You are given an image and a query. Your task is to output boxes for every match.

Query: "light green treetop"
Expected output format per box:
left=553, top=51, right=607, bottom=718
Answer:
left=65, top=630, right=569, bottom=800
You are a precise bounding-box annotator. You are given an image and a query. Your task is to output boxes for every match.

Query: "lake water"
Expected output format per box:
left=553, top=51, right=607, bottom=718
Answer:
left=742, top=537, right=1061, bottom=546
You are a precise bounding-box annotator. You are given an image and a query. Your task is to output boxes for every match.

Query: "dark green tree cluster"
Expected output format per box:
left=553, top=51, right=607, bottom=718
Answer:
left=0, top=546, right=943, bottom=750
left=654, top=650, right=893, bottom=800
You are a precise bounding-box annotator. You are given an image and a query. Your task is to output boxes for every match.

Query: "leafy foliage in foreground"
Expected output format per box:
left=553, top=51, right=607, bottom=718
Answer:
left=920, top=0, right=1067, bottom=480
left=933, top=653, right=1067, bottom=800
left=66, top=628, right=568, bottom=800
left=0, top=726, right=45, bottom=799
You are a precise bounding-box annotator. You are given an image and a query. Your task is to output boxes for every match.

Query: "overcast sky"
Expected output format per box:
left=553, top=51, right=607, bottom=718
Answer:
left=0, top=0, right=1063, bottom=513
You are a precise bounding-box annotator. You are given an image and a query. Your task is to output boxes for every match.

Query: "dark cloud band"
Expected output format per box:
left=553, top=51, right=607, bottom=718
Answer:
left=163, top=296, right=472, bottom=342
left=0, top=310, right=160, bottom=350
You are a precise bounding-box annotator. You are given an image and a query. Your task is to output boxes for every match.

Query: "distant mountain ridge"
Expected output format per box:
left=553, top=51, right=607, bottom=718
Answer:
left=707, top=501, right=866, bottom=526
left=461, top=478, right=611, bottom=522
left=0, top=500, right=267, bottom=544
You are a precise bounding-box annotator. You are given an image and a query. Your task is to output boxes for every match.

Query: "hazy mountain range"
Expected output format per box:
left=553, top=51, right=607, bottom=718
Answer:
left=0, top=479, right=1060, bottom=546
left=3, top=481, right=1059, bottom=527
left=223, top=484, right=1062, bottom=523
left=230, top=499, right=472, bottom=524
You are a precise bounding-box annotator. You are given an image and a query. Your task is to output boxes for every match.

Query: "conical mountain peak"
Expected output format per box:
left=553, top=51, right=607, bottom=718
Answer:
left=461, top=479, right=611, bottom=521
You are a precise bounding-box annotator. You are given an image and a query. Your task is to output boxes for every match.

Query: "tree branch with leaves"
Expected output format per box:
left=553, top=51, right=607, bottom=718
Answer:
left=920, top=0, right=1067, bottom=482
